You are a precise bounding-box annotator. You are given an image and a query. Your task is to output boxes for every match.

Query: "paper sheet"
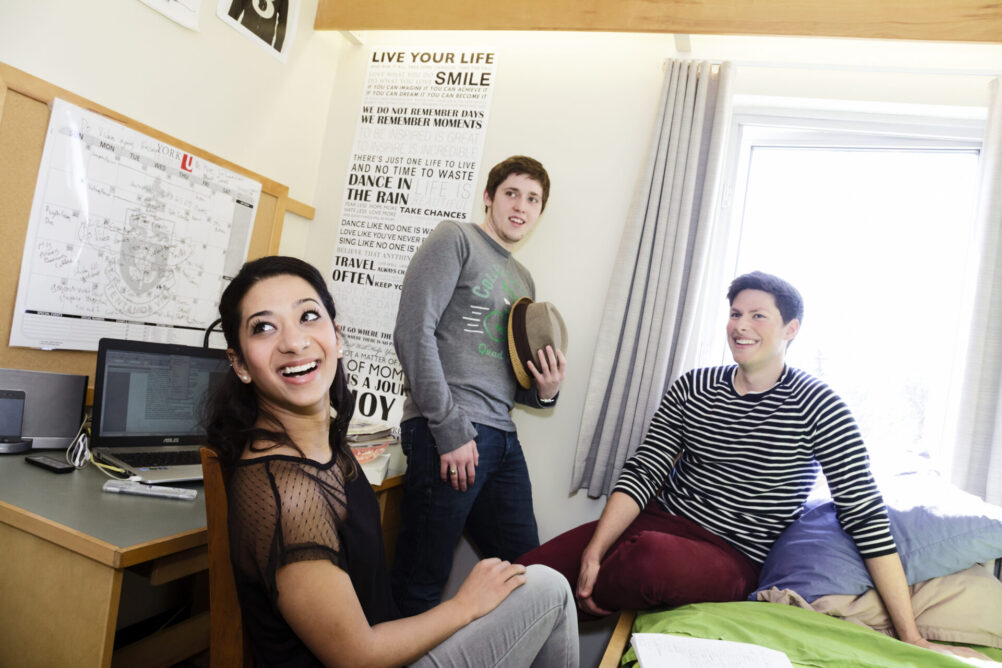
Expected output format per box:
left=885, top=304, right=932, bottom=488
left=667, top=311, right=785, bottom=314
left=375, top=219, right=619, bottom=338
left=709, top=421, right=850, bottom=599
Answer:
left=138, top=0, right=201, bottom=30
left=631, top=633, right=794, bottom=668
left=359, top=452, right=391, bottom=485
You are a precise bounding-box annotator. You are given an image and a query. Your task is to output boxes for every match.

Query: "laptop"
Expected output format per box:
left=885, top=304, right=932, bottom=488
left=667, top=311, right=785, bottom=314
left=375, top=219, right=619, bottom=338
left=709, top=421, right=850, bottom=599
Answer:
left=91, top=338, right=229, bottom=484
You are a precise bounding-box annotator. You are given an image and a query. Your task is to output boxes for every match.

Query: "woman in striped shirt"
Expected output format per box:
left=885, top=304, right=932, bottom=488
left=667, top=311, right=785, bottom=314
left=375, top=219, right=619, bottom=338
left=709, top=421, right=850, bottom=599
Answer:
left=520, top=271, right=978, bottom=659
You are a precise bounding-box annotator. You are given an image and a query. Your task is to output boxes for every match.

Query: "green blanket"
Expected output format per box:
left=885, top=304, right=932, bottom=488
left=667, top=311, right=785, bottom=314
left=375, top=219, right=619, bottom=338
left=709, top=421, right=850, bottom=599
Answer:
left=621, top=602, right=1002, bottom=667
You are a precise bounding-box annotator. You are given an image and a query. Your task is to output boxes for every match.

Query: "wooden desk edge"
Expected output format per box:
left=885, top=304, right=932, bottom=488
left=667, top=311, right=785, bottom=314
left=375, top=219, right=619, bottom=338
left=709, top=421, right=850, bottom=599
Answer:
left=119, top=527, right=207, bottom=568
left=0, top=499, right=207, bottom=568
left=0, top=476, right=403, bottom=570
left=372, top=473, right=404, bottom=492
left=0, top=499, right=122, bottom=567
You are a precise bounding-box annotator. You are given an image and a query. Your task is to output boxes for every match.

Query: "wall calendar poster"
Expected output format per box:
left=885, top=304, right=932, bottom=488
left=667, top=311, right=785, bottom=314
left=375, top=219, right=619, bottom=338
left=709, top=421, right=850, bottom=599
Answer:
left=10, top=98, right=261, bottom=351
left=330, top=47, right=497, bottom=424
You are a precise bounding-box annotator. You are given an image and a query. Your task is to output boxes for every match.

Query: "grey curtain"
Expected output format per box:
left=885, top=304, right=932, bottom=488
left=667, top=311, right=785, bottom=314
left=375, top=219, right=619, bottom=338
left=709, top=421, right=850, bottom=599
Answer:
left=952, top=77, right=1002, bottom=506
left=571, top=60, right=734, bottom=497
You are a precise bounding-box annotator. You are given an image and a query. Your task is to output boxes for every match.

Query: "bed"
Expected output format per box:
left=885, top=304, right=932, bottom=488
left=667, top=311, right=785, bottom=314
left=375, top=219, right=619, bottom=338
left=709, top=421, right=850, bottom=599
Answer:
left=600, top=602, right=1002, bottom=667
left=598, top=471, right=1002, bottom=667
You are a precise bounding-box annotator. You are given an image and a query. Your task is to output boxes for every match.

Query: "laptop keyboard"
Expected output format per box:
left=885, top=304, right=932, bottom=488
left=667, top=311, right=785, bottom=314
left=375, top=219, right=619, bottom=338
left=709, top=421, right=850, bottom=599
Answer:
left=115, top=450, right=202, bottom=468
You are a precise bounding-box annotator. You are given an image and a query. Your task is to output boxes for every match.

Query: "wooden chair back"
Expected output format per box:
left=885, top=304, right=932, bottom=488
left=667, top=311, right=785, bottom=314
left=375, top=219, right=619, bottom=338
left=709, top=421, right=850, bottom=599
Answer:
left=200, top=447, right=254, bottom=668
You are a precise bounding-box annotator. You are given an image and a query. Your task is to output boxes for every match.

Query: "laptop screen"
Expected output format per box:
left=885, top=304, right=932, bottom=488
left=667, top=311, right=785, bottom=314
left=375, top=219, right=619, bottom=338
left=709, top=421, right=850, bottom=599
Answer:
left=92, top=338, right=230, bottom=447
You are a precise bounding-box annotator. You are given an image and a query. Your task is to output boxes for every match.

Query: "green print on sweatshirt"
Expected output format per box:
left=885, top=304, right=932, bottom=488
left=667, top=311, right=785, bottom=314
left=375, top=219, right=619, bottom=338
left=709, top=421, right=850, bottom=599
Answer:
left=468, top=264, right=525, bottom=356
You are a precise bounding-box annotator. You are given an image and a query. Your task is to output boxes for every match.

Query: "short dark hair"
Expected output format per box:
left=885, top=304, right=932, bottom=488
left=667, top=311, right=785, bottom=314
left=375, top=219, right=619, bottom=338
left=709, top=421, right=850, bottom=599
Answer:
left=484, top=155, right=550, bottom=212
left=726, top=271, right=804, bottom=324
left=205, top=255, right=355, bottom=476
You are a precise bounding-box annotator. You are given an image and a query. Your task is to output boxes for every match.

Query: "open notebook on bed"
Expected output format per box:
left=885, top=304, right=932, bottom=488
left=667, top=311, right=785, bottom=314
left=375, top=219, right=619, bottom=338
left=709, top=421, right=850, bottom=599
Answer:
left=91, top=338, right=229, bottom=484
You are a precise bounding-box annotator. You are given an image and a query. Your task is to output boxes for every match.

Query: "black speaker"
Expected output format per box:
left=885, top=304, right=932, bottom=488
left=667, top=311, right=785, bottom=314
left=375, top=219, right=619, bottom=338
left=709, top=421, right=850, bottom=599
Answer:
left=0, top=389, right=31, bottom=453
left=0, top=368, right=87, bottom=452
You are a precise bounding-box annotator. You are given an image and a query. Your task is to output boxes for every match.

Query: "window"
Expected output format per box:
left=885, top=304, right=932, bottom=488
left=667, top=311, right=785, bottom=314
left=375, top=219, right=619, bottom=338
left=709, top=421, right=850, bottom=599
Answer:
left=715, top=110, right=983, bottom=476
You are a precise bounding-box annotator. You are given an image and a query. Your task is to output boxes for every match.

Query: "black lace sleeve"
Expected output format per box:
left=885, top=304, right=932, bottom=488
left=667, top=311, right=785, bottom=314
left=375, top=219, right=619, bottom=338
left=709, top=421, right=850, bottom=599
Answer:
left=228, top=457, right=349, bottom=603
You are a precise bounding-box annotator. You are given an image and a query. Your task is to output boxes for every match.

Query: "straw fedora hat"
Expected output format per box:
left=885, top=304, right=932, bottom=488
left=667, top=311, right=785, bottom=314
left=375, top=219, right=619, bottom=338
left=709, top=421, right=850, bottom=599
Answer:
left=507, top=297, right=568, bottom=389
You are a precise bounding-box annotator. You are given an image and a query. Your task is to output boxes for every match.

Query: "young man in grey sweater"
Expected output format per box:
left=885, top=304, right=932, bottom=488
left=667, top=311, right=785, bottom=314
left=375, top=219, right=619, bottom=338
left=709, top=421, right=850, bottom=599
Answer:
left=390, top=155, right=567, bottom=616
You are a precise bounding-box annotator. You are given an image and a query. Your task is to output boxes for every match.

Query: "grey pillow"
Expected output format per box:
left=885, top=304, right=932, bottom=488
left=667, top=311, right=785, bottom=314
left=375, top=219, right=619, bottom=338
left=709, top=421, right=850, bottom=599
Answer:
left=752, top=472, right=1002, bottom=602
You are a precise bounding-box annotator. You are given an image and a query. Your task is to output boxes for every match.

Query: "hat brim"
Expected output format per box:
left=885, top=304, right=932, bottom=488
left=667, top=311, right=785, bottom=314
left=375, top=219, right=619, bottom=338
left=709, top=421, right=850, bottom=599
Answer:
left=507, top=297, right=534, bottom=389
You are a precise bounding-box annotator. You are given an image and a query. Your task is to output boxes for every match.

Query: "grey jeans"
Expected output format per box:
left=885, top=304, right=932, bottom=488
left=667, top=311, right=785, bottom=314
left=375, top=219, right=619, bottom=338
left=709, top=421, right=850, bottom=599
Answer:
left=413, top=564, right=579, bottom=668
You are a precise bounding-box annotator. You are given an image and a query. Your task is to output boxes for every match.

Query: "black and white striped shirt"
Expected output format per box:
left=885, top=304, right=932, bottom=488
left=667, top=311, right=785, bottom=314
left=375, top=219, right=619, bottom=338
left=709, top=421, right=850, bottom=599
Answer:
left=613, top=365, right=897, bottom=564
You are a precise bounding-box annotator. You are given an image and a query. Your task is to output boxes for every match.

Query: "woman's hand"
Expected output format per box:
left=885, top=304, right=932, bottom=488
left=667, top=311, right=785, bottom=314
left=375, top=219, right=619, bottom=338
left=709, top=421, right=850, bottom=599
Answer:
left=452, top=558, right=527, bottom=622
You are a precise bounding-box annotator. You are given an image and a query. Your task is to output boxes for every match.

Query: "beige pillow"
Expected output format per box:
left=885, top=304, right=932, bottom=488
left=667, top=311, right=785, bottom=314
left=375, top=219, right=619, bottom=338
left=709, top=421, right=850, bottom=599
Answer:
left=758, top=562, right=1002, bottom=649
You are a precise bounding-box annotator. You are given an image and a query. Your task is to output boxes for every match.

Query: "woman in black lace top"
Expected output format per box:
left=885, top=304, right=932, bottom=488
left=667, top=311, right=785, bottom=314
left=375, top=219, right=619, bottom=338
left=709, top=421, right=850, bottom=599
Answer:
left=205, top=256, right=577, bottom=668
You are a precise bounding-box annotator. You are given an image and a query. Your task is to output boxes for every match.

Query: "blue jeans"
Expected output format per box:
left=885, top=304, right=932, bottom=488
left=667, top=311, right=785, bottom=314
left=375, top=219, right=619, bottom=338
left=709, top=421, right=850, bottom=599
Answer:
left=391, top=418, right=540, bottom=617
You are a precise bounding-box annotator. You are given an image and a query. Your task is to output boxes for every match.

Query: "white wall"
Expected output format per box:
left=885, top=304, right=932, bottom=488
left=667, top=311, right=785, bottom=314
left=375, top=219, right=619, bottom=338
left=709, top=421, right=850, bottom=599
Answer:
left=6, top=9, right=1000, bottom=540
left=6, top=10, right=1002, bottom=538
left=310, top=31, right=684, bottom=541
left=310, top=30, right=1002, bottom=546
left=0, top=0, right=346, bottom=253
left=309, top=33, right=679, bottom=665
left=311, top=33, right=1002, bottom=666
left=6, top=10, right=1002, bottom=662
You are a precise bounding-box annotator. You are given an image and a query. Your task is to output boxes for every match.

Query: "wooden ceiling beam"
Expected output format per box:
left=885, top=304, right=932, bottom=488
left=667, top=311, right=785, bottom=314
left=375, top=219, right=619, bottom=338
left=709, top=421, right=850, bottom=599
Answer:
left=314, top=0, right=1002, bottom=44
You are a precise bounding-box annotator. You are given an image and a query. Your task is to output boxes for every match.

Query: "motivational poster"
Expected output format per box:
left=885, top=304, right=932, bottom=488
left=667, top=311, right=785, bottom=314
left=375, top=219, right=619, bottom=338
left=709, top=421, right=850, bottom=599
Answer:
left=330, top=48, right=497, bottom=423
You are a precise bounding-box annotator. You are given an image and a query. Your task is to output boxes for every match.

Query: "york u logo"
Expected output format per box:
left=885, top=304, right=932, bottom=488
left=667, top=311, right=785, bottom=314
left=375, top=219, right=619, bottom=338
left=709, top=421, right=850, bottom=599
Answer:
left=162, top=437, right=180, bottom=444
left=180, top=154, right=194, bottom=173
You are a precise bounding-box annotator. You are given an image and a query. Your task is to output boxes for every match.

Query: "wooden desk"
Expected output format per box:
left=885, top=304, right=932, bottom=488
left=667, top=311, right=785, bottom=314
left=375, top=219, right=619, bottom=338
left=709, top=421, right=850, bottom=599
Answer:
left=0, top=454, right=404, bottom=668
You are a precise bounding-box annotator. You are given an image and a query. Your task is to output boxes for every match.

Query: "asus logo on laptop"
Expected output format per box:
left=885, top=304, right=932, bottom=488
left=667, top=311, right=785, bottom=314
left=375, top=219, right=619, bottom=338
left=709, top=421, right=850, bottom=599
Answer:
left=162, top=437, right=180, bottom=444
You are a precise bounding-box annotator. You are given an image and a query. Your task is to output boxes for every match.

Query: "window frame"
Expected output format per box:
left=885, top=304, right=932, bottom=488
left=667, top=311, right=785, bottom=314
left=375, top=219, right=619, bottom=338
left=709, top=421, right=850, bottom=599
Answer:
left=701, top=102, right=986, bottom=474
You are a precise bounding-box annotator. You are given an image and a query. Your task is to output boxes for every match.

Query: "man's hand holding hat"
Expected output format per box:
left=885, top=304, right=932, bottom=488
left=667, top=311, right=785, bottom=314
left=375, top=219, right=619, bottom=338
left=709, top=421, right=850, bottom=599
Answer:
left=528, top=346, right=566, bottom=401
left=507, top=297, right=568, bottom=402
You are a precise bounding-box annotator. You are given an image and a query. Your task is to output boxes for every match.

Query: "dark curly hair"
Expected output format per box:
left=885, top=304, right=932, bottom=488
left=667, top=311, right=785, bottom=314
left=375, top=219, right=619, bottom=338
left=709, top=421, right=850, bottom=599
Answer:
left=204, top=255, right=356, bottom=477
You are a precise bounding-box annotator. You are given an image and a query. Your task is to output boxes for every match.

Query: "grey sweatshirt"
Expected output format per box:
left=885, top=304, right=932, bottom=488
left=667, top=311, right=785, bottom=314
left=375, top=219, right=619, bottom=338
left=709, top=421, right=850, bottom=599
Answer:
left=394, top=221, right=550, bottom=454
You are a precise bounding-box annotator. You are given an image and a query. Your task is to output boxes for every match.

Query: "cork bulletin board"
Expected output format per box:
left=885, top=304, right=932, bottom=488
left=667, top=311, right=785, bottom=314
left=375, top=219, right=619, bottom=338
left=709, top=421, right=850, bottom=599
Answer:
left=0, top=62, right=291, bottom=386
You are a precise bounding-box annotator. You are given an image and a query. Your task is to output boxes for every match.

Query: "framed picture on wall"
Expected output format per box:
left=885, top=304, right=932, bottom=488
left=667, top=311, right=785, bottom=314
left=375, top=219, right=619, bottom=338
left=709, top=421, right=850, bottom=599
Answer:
left=217, top=0, right=298, bottom=62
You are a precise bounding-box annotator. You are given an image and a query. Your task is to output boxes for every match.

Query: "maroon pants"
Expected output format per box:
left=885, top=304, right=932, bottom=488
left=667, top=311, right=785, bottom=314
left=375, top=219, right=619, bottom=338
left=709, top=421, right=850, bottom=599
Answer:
left=518, top=502, right=759, bottom=612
